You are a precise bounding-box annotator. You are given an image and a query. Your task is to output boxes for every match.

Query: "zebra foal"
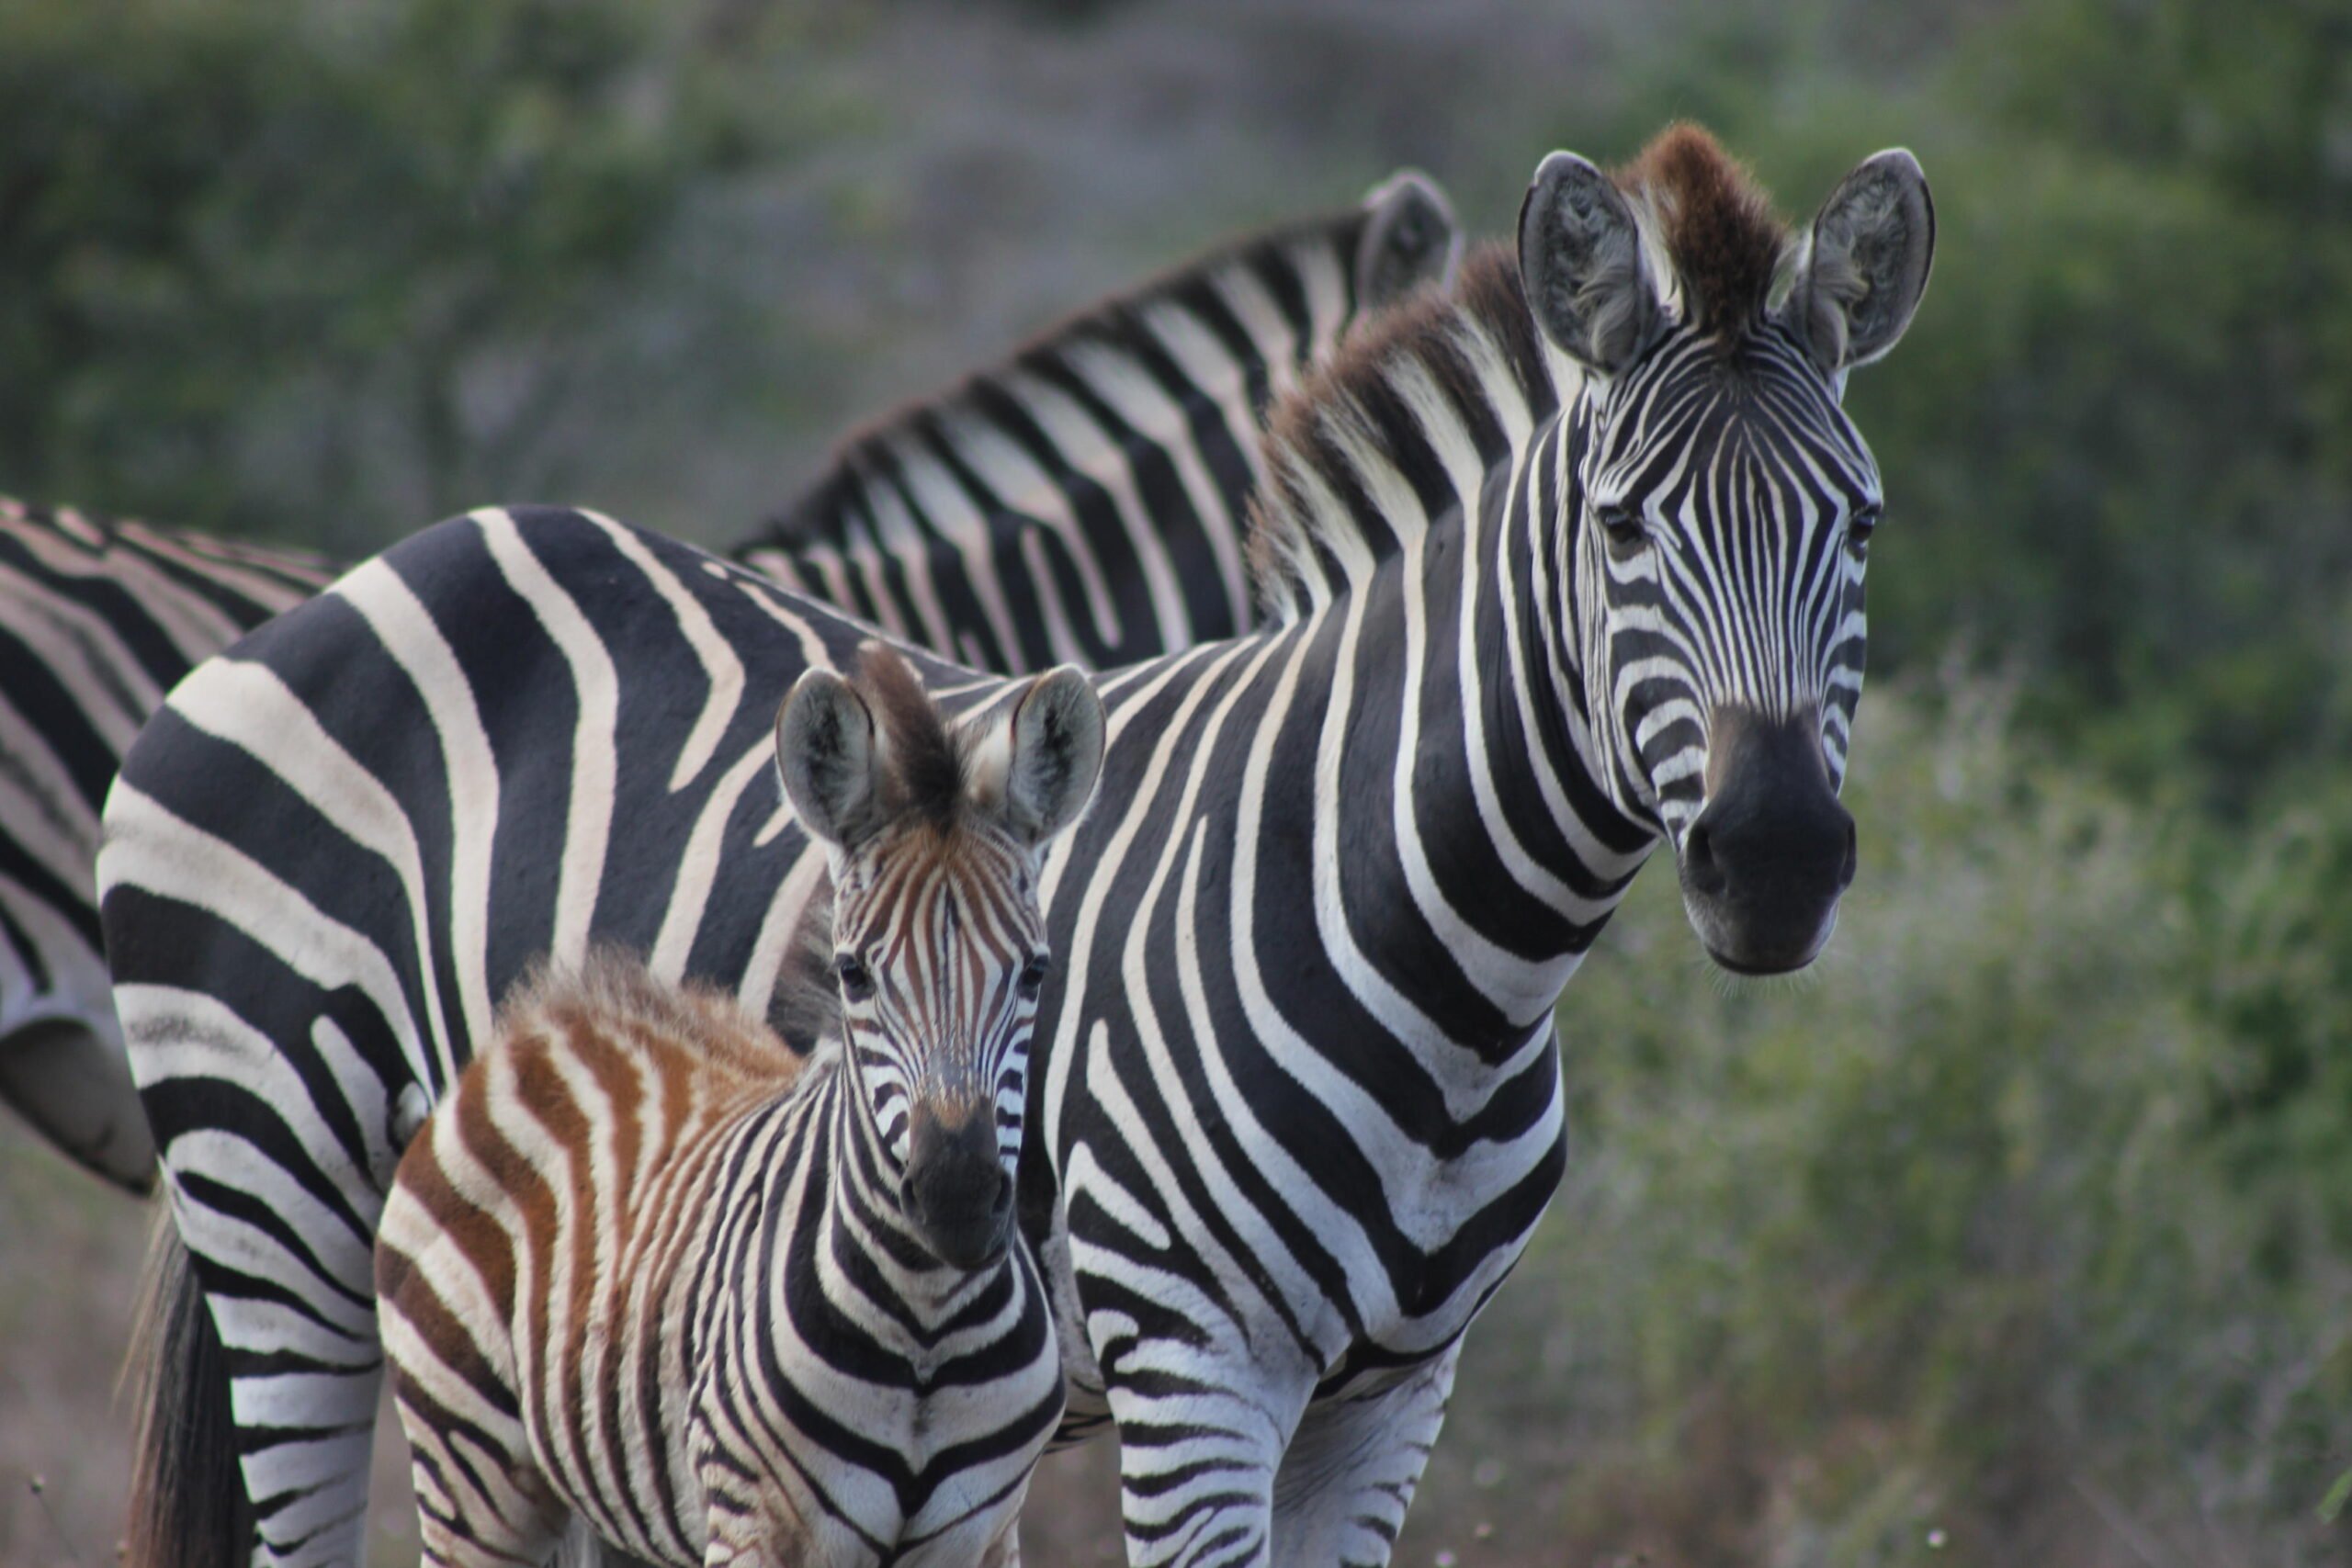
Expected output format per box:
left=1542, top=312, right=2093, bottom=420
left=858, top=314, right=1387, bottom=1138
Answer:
left=375, top=645, right=1102, bottom=1567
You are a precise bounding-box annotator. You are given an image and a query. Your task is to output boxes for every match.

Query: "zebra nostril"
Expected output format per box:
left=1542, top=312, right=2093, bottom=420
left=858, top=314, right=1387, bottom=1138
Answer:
left=1681, top=820, right=1727, bottom=897
left=1838, top=817, right=1859, bottom=891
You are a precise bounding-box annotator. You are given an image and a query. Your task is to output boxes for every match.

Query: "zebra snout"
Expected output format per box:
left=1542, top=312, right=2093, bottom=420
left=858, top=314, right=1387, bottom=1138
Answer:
left=1678, top=708, right=1856, bottom=975
left=901, top=1099, right=1014, bottom=1270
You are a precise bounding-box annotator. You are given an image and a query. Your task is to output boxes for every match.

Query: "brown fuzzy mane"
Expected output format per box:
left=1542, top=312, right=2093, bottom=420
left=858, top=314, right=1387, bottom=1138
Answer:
left=1614, top=122, right=1790, bottom=331
left=502, top=946, right=810, bottom=1085
left=854, top=643, right=969, bottom=830
left=1243, top=243, right=1552, bottom=617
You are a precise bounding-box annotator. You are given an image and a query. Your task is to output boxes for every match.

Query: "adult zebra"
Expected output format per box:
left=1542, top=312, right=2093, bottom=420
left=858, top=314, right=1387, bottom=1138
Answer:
left=3, top=173, right=1454, bottom=1195
left=100, top=126, right=1932, bottom=1567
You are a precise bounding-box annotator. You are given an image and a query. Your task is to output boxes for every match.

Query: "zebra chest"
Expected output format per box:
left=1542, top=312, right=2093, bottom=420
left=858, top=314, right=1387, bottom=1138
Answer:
left=690, top=1206, right=1063, bottom=1559
left=1041, top=1007, right=1570, bottom=1418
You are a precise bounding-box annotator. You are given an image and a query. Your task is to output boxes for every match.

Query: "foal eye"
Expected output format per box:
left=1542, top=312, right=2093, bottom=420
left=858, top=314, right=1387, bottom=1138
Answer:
left=1847, top=503, right=1882, bottom=556
left=835, top=953, right=875, bottom=1000
left=1593, top=502, right=1645, bottom=554
left=1016, top=956, right=1050, bottom=999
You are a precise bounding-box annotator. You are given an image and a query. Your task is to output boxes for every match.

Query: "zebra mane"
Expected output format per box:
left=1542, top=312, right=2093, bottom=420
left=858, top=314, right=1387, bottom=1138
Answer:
left=1615, top=121, right=1791, bottom=333
left=1242, top=127, right=1794, bottom=620
left=855, top=643, right=973, bottom=831
left=1245, top=243, right=1553, bottom=621
left=748, top=200, right=1388, bottom=550
left=501, top=947, right=816, bottom=1087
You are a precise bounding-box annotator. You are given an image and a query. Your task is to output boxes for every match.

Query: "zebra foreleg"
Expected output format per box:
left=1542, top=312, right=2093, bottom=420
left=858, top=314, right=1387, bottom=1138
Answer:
left=1268, top=1346, right=1462, bottom=1568
left=1104, top=1367, right=1306, bottom=1568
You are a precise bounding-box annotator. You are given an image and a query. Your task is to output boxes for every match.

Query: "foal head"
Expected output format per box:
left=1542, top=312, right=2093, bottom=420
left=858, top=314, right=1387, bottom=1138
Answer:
left=776, top=644, right=1103, bottom=1269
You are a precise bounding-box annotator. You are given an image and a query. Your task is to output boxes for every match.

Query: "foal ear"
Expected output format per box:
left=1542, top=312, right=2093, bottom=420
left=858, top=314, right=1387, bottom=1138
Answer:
left=1001, top=666, right=1105, bottom=847
left=1356, top=168, right=1463, bottom=309
left=1518, top=151, right=1662, bottom=376
left=775, top=668, right=880, bottom=850
left=1780, top=148, right=1935, bottom=372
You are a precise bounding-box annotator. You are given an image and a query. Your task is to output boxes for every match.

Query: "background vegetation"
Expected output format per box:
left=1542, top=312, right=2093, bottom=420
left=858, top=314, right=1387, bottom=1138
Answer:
left=1, top=0, right=2345, bottom=1563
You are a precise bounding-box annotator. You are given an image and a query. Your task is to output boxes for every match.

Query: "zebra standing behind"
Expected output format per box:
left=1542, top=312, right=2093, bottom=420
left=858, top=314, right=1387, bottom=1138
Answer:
left=376, top=644, right=1102, bottom=1567
left=734, top=169, right=1460, bottom=672
left=0, top=498, right=333, bottom=1190
left=3, top=173, right=1452, bottom=1196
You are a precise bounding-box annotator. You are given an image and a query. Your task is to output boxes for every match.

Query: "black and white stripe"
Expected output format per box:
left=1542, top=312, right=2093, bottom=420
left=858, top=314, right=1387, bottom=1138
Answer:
left=102, top=131, right=1931, bottom=1568
left=5, top=180, right=1453, bottom=1196
left=0, top=498, right=333, bottom=1190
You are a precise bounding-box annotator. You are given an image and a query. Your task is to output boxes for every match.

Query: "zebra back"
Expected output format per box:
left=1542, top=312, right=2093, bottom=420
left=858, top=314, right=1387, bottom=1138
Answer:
left=733, top=170, right=1460, bottom=671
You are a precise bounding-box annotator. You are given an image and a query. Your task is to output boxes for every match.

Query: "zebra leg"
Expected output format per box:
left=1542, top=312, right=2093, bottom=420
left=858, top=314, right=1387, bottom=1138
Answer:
left=1105, top=1365, right=1306, bottom=1568
left=385, top=1339, right=567, bottom=1568
left=1268, top=1346, right=1462, bottom=1568
left=172, top=1180, right=386, bottom=1567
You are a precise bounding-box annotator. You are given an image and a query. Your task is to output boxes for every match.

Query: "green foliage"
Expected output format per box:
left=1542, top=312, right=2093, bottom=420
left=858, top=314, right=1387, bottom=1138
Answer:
left=1422, top=681, right=2352, bottom=1565
left=0, top=0, right=797, bottom=552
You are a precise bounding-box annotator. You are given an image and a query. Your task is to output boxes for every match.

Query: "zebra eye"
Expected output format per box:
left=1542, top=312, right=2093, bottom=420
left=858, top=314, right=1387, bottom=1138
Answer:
left=1593, top=501, right=1645, bottom=554
left=1016, top=956, right=1050, bottom=999
left=1847, top=503, right=1882, bottom=557
left=835, top=953, right=875, bottom=1001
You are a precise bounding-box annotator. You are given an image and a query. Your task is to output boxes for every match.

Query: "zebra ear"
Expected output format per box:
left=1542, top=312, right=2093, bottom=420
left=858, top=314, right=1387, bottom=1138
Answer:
left=775, top=669, right=881, bottom=850
left=1000, top=666, right=1105, bottom=848
left=1781, top=149, right=1934, bottom=372
left=1518, top=151, right=1662, bottom=376
left=1356, top=169, right=1463, bottom=309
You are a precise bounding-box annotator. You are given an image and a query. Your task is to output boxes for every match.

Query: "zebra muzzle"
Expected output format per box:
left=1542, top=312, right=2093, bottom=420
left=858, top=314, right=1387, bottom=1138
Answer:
left=1678, top=707, right=1857, bottom=974
left=901, top=1098, right=1015, bottom=1270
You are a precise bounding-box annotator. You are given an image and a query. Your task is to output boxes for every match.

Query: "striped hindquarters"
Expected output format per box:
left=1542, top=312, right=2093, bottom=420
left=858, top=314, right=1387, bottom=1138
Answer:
left=0, top=496, right=334, bottom=1190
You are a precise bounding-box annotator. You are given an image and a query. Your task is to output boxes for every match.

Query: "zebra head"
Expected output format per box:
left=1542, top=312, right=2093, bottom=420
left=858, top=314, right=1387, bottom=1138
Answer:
left=1519, top=128, right=1934, bottom=974
left=776, top=644, right=1104, bottom=1269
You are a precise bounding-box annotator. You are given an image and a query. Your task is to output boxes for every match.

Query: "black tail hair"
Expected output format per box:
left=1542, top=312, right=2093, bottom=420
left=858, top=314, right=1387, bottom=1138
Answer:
left=123, top=1208, right=251, bottom=1568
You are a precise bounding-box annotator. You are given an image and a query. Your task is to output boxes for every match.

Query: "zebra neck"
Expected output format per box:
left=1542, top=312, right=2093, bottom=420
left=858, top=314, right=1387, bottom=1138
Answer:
left=1272, top=404, right=1658, bottom=1055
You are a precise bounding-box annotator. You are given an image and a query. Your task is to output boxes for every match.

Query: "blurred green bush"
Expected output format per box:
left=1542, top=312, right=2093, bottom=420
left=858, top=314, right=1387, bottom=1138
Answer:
left=0, top=0, right=799, bottom=554
left=1420, top=675, right=2350, bottom=1565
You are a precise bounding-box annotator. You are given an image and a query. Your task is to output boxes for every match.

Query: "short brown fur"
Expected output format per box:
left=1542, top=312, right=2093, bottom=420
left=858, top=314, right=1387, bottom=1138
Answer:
left=1244, top=243, right=1546, bottom=605
left=1613, top=122, right=1790, bottom=331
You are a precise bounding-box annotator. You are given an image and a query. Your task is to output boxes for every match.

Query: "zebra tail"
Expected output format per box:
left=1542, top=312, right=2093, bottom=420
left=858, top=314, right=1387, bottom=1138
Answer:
left=122, top=1206, right=252, bottom=1568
